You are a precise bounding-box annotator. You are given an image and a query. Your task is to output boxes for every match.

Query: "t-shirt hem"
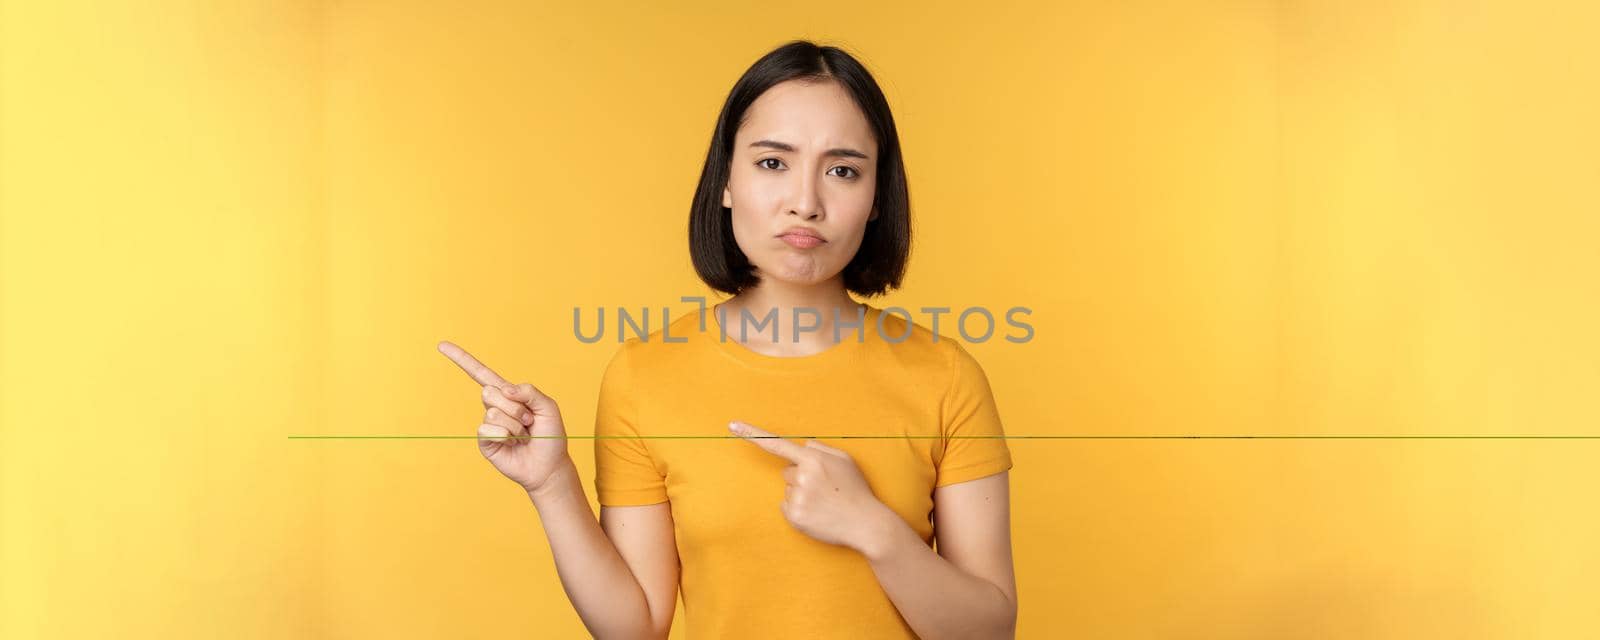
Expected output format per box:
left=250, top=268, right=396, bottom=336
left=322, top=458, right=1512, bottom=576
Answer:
left=934, top=457, right=1013, bottom=488
left=596, top=487, right=669, bottom=506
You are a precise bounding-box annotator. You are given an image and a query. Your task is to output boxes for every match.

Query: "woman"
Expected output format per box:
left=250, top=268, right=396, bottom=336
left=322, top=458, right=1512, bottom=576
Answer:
left=439, top=40, right=1016, bottom=639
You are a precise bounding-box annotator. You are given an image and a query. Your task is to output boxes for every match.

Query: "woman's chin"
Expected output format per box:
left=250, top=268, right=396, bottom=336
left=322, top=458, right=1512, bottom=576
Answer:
left=755, top=257, right=836, bottom=286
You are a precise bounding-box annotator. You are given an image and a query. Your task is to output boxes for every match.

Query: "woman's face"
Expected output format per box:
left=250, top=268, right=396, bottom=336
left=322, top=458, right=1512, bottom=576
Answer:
left=723, top=78, right=878, bottom=287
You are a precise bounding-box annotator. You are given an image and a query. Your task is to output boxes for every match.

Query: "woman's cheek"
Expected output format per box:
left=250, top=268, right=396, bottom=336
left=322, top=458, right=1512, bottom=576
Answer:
left=730, top=213, right=768, bottom=265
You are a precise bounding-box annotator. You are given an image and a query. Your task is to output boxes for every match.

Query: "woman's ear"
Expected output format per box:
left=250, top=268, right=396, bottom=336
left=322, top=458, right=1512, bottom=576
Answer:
left=722, top=184, right=733, bottom=208
left=868, top=207, right=878, bottom=222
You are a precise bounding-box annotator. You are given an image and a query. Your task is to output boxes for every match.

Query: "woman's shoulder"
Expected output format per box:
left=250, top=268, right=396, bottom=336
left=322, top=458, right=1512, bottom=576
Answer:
left=863, top=308, right=1004, bottom=415
left=863, top=304, right=973, bottom=376
left=601, top=308, right=705, bottom=369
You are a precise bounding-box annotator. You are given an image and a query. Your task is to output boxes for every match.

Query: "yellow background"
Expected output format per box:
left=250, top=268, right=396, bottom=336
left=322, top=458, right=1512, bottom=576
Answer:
left=3, top=1, right=1596, bottom=637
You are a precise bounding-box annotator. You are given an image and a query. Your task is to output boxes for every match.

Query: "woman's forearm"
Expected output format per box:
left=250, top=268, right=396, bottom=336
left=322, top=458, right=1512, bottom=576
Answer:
left=859, top=510, right=1017, bottom=640
left=525, top=457, right=663, bottom=640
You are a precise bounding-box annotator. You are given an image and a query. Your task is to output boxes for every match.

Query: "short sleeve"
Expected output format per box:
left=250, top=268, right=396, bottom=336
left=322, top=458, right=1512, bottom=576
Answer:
left=592, top=341, right=668, bottom=506
left=934, top=341, right=1014, bottom=488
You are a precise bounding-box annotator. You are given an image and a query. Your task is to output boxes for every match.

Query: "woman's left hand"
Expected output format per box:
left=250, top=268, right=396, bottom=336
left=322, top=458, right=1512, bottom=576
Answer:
left=729, top=420, right=897, bottom=554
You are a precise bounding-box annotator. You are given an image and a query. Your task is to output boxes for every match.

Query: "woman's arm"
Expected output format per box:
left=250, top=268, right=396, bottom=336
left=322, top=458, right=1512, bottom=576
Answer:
left=861, top=471, right=1017, bottom=640
left=527, top=457, right=680, bottom=640
left=727, top=420, right=1016, bottom=639
left=437, top=342, right=678, bottom=638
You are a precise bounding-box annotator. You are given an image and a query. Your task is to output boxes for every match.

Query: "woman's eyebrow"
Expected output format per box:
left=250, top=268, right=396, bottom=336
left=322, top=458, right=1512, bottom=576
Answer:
left=749, top=139, right=870, bottom=160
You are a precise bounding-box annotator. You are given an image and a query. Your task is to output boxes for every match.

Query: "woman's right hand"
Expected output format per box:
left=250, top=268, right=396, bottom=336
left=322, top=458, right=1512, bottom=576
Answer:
left=438, top=340, right=572, bottom=493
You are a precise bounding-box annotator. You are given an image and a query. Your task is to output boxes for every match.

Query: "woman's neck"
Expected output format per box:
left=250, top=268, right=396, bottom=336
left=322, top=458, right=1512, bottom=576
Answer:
left=717, top=278, right=865, bottom=356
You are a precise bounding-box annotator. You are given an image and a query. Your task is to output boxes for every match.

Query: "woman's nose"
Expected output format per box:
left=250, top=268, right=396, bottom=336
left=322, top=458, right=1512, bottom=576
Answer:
left=787, top=170, right=823, bottom=220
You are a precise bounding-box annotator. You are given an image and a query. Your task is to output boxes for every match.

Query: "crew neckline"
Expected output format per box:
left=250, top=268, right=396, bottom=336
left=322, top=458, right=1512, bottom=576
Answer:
left=708, top=301, right=878, bottom=372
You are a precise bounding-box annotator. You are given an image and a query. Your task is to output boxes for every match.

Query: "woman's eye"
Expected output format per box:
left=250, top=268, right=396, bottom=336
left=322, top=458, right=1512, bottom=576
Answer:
left=756, top=159, right=856, bottom=178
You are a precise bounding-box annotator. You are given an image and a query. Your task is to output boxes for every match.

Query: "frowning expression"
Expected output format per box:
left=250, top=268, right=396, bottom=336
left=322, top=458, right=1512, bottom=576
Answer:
left=722, top=79, right=879, bottom=286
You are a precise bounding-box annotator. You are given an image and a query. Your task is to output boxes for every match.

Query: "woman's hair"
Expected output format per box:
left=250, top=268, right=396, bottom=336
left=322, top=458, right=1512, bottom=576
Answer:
left=688, top=40, right=911, bottom=298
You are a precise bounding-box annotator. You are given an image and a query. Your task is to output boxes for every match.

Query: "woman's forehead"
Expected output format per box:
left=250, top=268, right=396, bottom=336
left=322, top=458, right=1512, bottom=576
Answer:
left=737, top=80, right=876, bottom=153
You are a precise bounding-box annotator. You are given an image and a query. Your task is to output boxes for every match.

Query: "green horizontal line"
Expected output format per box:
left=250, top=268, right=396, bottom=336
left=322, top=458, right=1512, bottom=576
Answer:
left=287, top=435, right=1600, bottom=440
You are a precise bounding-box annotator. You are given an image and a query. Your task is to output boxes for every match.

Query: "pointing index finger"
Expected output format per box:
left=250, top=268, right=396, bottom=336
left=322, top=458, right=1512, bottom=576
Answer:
left=730, top=420, right=807, bottom=463
left=437, top=341, right=510, bottom=388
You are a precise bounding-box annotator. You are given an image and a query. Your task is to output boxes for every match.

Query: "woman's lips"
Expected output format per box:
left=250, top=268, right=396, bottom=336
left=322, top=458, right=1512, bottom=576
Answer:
left=779, top=233, right=825, bottom=249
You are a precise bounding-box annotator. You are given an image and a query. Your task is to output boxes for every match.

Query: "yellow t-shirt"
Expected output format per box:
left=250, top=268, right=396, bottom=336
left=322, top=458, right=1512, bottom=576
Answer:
left=592, top=303, right=1012, bottom=639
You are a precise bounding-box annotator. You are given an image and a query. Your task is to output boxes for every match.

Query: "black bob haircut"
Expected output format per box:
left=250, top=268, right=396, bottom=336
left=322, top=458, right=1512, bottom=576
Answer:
left=688, top=40, right=911, bottom=298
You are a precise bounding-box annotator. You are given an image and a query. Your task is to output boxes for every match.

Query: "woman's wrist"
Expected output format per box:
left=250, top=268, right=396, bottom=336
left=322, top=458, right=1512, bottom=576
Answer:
left=524, top=456, right=579, bottom=504
left=855, top=502, right=913, bottom=562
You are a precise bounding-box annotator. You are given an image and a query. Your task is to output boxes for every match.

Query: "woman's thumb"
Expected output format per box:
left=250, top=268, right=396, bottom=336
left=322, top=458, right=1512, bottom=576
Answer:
left=505, top=382, right=555, bottom=409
